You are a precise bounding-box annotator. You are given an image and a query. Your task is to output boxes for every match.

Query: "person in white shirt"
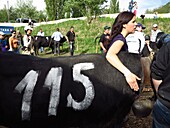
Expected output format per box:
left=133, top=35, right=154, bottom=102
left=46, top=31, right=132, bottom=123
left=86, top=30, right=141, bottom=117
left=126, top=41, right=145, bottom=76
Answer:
left=150, top=24, right=161, bottom=50
left=22, top=26, right=34, bottom=55
left=51, top=28, right=63, bottom=55
left=126, top=23, right=146, bottom=54
left=37, top=28, right=45, bottom=53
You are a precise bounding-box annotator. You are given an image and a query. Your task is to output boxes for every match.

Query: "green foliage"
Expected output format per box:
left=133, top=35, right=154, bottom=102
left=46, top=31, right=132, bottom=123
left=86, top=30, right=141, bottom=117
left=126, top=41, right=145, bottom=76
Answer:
left=63, top=0, right=108, bottom=24
left=0, top=8, right=8, bottom=22
left=0, top=0, right=47, bottom=22
left=109, top=0, right=119, bottom=13
left=45, top=0, right=66, bottom=20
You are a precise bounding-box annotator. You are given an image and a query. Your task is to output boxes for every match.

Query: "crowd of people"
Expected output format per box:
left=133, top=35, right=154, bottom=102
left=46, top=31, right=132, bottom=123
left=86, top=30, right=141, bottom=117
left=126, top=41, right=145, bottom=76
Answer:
left=0, top=25, right=76, bottom=56
left=0, top=10, right=170, bottom=127
left=99, top=11, right=170, bottom=128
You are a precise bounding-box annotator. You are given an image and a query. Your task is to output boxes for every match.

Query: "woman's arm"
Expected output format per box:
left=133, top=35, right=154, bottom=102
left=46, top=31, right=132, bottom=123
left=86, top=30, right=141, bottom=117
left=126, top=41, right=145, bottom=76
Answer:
left=106, top=40, right=140, bottom=91
left=8, top=37, right=13, bottom=50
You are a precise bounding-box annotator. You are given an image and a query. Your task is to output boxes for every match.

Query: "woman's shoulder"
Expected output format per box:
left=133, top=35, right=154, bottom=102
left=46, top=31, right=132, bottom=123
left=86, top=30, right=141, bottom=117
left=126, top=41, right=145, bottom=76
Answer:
left=113, top=34, right=125, bottom=41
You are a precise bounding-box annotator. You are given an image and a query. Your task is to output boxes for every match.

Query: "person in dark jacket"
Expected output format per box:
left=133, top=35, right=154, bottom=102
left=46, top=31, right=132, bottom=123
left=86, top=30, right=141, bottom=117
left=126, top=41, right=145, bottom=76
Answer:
left=99, top=26, right=110, bottom=53
left=151, top=33, right=170, bottom=128
left=66, top=26, right=75, bottom=56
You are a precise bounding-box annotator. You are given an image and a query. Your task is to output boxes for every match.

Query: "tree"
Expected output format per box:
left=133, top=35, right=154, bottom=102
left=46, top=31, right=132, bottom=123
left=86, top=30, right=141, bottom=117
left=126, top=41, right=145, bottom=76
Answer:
left=0, top=8, right=8, bottom=22
left=15, top=0, right=38, bottom=19
left=109, top=0, right=119, bottom=14
left=45, top=0, right=66, bottom=20
left=63, top=0, right=108, bottom=24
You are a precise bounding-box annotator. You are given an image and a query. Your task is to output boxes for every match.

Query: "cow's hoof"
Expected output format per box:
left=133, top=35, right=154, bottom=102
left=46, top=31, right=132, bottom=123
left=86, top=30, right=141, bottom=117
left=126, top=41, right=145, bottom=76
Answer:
left=132, top=98, right=153, bottom=117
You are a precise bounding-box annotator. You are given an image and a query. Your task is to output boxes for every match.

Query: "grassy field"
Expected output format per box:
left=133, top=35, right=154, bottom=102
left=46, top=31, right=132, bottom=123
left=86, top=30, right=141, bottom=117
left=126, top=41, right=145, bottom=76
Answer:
left=17, top=17, right=170, bottom=57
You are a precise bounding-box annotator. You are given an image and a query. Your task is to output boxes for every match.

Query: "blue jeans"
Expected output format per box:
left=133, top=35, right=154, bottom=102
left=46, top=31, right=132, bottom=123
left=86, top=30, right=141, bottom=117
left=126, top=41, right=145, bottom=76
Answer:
left=152, top=99, right=170, bottom=128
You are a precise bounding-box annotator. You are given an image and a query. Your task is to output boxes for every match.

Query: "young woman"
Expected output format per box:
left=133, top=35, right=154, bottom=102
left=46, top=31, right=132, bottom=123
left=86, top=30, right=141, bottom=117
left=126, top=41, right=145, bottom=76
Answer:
left=106, top=11, right=140, bottom=91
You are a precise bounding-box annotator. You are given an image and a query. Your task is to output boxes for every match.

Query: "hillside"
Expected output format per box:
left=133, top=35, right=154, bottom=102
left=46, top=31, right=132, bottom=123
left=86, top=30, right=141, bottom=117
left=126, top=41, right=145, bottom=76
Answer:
left=146, top=2, right=170, bottom=13
left=16, top=17, right=170, bottom=57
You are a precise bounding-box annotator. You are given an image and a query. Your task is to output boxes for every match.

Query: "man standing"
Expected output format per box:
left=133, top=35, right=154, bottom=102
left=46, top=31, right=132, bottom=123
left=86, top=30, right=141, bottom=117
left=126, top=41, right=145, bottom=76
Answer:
left=9, top=30, right=19, bottom=54
left=99, top=26, right=110, bottom=53
left=37, top=28, right=45, bottom=53
left=66, top=26, right=75, bottom=56
left=150, top=24, right=161, bottom=50
left=126, top=23, right=146, bottom=54
left=51, top=28, right=63, bottom=55
left=151, top=34, right=170, bottom=128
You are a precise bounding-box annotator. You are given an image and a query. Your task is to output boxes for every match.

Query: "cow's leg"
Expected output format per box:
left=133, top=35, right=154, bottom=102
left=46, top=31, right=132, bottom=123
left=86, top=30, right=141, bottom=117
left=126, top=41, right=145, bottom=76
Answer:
left=141, top=57, right=152, bottom=91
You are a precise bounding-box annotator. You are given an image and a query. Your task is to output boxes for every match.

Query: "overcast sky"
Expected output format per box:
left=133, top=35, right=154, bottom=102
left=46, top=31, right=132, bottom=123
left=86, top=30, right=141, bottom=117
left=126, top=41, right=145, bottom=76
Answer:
left=0, top=0, right=169, bottom=15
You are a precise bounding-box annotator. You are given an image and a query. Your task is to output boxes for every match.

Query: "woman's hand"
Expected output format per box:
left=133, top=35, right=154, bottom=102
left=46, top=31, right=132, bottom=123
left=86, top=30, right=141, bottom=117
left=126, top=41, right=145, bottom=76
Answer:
left=124, top=72, right=141, bottom=91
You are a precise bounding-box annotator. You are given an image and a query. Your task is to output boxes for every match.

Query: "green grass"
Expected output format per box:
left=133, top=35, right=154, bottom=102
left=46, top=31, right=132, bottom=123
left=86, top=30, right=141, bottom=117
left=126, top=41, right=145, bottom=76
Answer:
left=16, top=17, right=170, bottom=57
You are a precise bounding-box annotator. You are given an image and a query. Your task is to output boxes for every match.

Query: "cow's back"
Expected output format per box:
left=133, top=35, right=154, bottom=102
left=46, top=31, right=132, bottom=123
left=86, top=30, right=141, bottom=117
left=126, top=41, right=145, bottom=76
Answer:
left=0, top=52, right=142, bottom=128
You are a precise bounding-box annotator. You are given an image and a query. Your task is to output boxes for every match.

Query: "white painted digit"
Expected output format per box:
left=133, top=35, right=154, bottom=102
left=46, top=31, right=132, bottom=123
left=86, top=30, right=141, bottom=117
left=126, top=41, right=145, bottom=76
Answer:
left=15, top=70, right=39, bottom=120
left=43, top=67, right=63, bottom=116
left=67, top=63, right=95, bottom=110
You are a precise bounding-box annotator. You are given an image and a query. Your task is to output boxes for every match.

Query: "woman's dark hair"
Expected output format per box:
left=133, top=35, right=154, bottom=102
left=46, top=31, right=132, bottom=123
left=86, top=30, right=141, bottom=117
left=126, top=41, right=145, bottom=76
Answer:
left=110, top=11, right=135, bottom=40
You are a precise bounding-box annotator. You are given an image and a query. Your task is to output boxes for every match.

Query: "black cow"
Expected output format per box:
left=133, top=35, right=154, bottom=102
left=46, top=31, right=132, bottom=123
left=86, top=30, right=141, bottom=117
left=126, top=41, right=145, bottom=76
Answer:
left=34, top=36, right=66, bottom=56
left=0, top=52, right=142, bottom=128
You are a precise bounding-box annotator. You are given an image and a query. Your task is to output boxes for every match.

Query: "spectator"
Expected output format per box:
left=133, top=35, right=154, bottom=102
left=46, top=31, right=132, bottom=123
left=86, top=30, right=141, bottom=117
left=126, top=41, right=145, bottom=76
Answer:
left=66, top=26, right=76, bottom=56
left=8, top=30, right=19, bottom=54
left=132, top=1, right=138, bottom=15
left=51, top=28, right=63, bottom=55
left=128, top=1, right=133, bottom=12
left=153, top=12, right=158, bottom=19
left=106, top=11, right=140, bottom=92
left=0, top=31, right=8, bottom=52
left=16, top=30, right=23, bottom=48
left=99, top=26, right=111, bottom=53
left=37, top=28, right=45, bottom=53
left=150, top=24, right=161, bottom=50
left=126, top=23, right=146, bottom=54
left=151, top=33, right=170, bottom=128
left=22, top=26, right=33, bottom=55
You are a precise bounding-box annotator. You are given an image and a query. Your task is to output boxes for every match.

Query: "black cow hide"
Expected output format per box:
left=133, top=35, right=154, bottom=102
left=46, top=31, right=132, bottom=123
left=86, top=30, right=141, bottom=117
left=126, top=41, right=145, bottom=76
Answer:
left=0, top=52, right=142, bottom=128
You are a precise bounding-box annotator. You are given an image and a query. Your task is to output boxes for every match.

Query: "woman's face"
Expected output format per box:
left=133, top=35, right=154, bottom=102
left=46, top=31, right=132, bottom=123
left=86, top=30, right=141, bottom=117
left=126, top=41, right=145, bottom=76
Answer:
left=125, top=16, right=137, bottom=34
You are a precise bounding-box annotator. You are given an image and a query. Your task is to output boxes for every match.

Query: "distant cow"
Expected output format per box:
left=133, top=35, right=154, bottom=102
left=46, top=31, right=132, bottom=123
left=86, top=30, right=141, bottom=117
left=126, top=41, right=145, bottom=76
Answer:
left=34, top=36, right=66, bottom=56
left=0, top=52, right=142, bottom=128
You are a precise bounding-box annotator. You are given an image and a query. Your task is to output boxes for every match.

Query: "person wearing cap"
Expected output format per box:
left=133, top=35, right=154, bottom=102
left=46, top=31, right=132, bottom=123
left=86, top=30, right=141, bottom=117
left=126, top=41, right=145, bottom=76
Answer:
left=126, top=23, right=146, bottom=54
left=8, top=30, right=20, bottom=53
left=0, top=31, right=8, bottom=52
left=99, top=25, right=111, bottom=53
left=150, top=24, right=161, bottom=50
left=22, top=26, right=34, bottom=55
